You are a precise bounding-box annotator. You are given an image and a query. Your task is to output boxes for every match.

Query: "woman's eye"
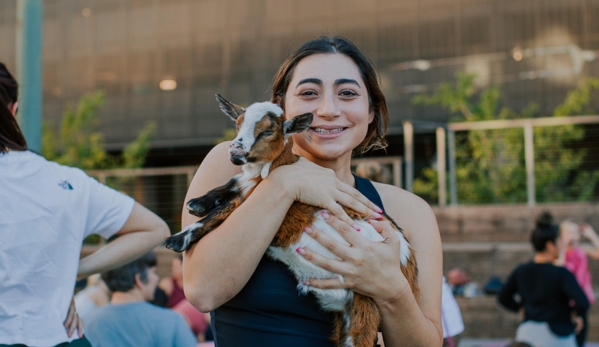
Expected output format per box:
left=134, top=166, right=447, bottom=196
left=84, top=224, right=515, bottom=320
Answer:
left=340, top=90, right=358, bottom=97
left=299, top=90, right=317, bottom=97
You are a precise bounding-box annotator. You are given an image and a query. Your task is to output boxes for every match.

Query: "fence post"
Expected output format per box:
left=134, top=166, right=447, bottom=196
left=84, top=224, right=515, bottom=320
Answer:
left=403, top=121, right=414, bottom=192
left=524, top=123, right=536, bottom=207
left=16, top=0, right=43, bottom=152
left=436, top=127, right=447, bottom=207
left=448, top=129, right=458, bottom=206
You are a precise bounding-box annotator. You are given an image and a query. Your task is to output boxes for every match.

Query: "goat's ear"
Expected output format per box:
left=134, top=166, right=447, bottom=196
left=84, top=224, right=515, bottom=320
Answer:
left=215, top=93, right=245, bottom=121
left=283, top=113, right=313, bottom=137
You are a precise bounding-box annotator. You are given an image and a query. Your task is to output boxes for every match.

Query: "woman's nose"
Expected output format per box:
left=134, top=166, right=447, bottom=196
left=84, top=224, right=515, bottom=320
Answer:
left=316, top=94, right=341, bottom=119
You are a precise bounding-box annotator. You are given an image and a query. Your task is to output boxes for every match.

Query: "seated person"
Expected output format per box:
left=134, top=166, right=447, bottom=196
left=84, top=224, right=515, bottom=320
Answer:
left=159, top=254, right=186, bottom=308
left=84, top=252, right=197, bottom=347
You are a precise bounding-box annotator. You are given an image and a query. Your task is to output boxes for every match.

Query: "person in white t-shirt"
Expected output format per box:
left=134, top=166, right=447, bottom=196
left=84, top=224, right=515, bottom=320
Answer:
left=0, top=62, right=170, bottom=347
left=441, top=276, right=465, bottom=347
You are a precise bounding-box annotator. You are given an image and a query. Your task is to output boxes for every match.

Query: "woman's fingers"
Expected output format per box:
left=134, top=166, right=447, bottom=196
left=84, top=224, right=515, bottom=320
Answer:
left=64, top=297, right=82, bottom=338
left=369, top=219, right=400, bottom=245
left=336, top=181, right=383, bottom=217
left=297, top=240, right=351, bottom=278
left=304, top=277, right=346, bottom=289
left=77, top=312, right=84, bottom=338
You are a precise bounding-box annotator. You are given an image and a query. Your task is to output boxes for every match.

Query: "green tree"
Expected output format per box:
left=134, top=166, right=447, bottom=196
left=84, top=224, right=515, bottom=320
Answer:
left=412, top=74, right=599, bottom=204
left=42, top=91, right=156, bottom=170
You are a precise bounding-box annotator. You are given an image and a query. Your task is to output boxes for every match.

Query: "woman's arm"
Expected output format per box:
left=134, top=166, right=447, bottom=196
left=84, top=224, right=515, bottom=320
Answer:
left=298, top=184, right=443, bottom=346
left=78, top=202, right=170, bottom=278
left=497, top=268, right=520, bottom=312
left=580, top=223, right=599, bottom=260
left=378, top=188, right=443, bottom=347
left=182, top=142, right=381, bottom=312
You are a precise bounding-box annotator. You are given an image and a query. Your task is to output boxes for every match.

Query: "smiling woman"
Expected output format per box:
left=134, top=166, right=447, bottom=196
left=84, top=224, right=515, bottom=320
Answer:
left=181, top=36, right=443, bottom=347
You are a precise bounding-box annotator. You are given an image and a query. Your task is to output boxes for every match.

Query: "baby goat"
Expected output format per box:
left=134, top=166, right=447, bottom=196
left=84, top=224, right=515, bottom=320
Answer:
left=165, top=94, right=419, bottom=347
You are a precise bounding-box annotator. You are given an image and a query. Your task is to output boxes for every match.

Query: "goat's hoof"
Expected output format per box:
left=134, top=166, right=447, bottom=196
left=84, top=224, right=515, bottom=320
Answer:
left=164, top=235, right=186, bottom=253
left=186, top=199, right=207, bottom=217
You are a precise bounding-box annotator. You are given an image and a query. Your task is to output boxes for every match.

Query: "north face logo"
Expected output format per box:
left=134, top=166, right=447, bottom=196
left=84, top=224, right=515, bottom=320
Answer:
left=58, top=180, right=73, bottom=190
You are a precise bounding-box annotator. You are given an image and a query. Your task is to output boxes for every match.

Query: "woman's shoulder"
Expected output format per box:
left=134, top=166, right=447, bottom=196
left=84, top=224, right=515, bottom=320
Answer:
left=372, top=182, right=438, bottom=241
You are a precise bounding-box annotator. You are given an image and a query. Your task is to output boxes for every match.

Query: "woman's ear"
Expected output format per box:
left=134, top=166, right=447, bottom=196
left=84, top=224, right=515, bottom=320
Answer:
left=9, top=101, right=18, bottom=116
left=368, top=110, right=375, bottom=124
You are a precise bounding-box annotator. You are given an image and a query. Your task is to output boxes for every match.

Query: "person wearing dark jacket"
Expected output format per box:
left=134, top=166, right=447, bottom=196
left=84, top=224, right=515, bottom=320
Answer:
left=498, top=212, right=589, bottom=347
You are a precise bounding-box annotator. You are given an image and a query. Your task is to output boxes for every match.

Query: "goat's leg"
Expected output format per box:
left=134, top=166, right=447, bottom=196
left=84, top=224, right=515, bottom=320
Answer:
left=165, top=202, right=237, bottom=252
left=186, top=178, right=240, bottom=217
left=332, top=294, right=379, bottom=347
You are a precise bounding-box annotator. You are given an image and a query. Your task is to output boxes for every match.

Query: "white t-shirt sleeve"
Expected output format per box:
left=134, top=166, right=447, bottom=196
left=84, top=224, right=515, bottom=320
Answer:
left=83, top=176, right=135, bottom=240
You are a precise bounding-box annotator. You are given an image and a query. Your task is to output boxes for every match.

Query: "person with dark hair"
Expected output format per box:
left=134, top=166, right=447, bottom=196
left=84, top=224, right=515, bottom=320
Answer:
left=182, top=36, right=443, bottom=346
left=0, top=61, right=170, bottom=347
left=83, top=252, right=197, bottom=347
left=497, top=212, right=589, bottom=347
left=158, top=254, right=186, bottom=308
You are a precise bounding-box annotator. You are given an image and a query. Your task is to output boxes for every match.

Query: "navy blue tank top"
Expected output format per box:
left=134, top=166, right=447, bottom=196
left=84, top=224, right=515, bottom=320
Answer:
left=211, top=175, right=384, bottom=346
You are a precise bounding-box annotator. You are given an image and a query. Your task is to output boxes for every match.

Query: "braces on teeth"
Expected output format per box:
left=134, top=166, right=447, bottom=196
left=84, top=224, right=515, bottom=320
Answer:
left=314, top=128, right=344, bottom=134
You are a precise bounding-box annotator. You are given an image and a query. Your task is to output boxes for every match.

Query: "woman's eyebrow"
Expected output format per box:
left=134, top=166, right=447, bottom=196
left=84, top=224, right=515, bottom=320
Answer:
left=296, top=78, right=322, bottom=87
left=335, top=78, right=360, bottom=87
left=296, top=78, right=361, bottom=88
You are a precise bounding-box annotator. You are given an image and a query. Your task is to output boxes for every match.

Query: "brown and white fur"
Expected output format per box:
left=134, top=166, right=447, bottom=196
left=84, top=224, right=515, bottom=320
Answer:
left=165, top=94, right=419, bottom=347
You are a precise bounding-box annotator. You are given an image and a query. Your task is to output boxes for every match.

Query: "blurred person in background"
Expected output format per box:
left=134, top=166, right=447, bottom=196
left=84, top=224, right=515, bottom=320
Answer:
left=498, top=212, right=589, bottom=347
left=84, top=252, right=197, bottom=347
left=441, top=276, right=464, bottom=347
left=74, top=274, right=111, bottom=322
left=173, top=299, right=212, bottom=342
left=557, top=220, right=599, bottom=347
left=159, top=254, right=186, bottom=308
left=0, top=61, right=169, bottom=347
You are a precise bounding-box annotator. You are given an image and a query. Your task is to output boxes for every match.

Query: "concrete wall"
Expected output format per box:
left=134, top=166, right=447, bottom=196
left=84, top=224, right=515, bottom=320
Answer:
left=434, top=202, right=599, bottom=243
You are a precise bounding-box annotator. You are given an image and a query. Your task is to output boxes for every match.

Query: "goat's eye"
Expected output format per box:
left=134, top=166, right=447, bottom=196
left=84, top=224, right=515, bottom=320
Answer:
left=263, top=131, right=274, bottom=136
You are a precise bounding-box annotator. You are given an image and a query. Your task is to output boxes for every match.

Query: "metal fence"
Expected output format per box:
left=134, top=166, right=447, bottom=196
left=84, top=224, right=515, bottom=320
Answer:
left=87, top=166, right=197, bottom=235
left=85, top=158, right=403, bottom=239
left=405, top=115, right=599, bottom=206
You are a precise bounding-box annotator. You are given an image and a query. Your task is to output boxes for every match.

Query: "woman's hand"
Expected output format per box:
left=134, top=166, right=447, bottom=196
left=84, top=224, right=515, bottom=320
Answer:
left=296, top=212, right=411, bottom=305
left=64, top=297, right=83, bottom=339
left=580, top=223, right=599, bottom=241
left=269, top=158, right=383, bottom=226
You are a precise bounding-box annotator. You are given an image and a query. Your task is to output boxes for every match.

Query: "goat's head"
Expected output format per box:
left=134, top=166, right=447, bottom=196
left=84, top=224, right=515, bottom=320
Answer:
left=216, top=93, right=313, bottom=165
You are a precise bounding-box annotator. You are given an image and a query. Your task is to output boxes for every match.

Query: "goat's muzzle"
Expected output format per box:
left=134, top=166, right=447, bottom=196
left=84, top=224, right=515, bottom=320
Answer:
left=229, top=148, right=248, bottom=165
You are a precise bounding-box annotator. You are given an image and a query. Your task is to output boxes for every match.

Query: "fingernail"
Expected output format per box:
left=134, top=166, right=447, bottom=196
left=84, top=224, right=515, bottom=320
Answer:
left=321, top=210, right=330, bottom=220
left=353, top=224, right=361, bottom=232
left=302, top=280, right=311, bottom=286
left=372, top=212, right=382, bottom=219
left=374, top=205, right=383, bottom=213
left=296, top=247, right=306, bottom=255
left=303, top=226, right=312, bottom=234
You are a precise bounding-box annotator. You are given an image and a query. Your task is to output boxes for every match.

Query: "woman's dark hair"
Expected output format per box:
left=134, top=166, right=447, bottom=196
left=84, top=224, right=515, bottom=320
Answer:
left=0, top=62, right=27, bottom=152
left=271, top=36, right=388, bottom=155
left=530, top=211, right=559, bottom=252
left=101, top=251, right=157, bottom=293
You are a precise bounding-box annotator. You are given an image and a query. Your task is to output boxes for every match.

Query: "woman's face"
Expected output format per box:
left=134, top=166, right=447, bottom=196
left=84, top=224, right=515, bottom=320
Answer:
left=283, top=53, right=374, bottom=164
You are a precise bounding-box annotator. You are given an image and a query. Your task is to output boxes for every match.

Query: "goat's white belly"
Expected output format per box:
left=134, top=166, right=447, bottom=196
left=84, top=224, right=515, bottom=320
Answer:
left=267, top=213, right=409, bottom=312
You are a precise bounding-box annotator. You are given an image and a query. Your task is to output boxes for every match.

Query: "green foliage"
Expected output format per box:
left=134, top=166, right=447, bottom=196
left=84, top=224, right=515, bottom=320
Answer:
left=42, top=91, right=156, bottom=170
left=412, top=74, right=599, bottom=204
left=215, top=128, right=237, bottom=144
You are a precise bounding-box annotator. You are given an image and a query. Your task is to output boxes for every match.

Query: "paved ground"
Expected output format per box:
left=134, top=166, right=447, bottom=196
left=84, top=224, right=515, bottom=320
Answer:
left=458, top=338, right=599, bottom=347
